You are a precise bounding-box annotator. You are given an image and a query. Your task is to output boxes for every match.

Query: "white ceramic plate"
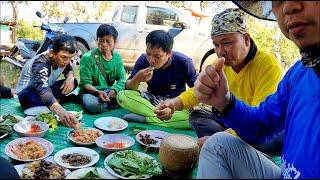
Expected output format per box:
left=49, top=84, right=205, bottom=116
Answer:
left=65, top=167, right=117, bottom=179
left=67, top=128, right=103, bottom=146
left=5, top=137, right=54, bottom=162
left=24, top=116, right=35, bottom=121
left=55, top=111, right=83, bottom=122
left=54, top=147, right=99, bottom=169
left=13, top=120, right=49, bottom=138
left=14, top=156, right=71, bottom=178
left=94, top=117, right=128, bottom=132
left=136, top=130, right=170, bottom=148
left=24, top=106, right=51, bottom=116
left=104, top=151, right=157, bottom=179
left=96, top=134, right=135, bottom=154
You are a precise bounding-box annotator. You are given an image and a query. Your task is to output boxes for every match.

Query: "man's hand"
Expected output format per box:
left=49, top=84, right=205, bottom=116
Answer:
left=194, top=57, right=230, bottom=112
left=136, top=67, right=154, bottom=83
left=57, top=109, right=79, bottom=129
left=97, top=90, right=110, bottom=103
left=107, top=89, right=117, bottom=99
left=61, top=76, right=75, bottom=95
left=154, top=99, right=176, bottom=120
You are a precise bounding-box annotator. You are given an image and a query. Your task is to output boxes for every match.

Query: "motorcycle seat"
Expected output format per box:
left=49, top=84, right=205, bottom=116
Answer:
left=18, top=38, right=41, bottom=45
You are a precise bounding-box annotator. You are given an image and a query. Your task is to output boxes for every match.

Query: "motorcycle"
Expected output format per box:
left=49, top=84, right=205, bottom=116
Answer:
left=2, top=11, right=81, bottom=69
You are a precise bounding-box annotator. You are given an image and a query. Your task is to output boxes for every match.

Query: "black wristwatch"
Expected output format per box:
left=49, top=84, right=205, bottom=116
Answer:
left=212, top=92, right=236, bottom=118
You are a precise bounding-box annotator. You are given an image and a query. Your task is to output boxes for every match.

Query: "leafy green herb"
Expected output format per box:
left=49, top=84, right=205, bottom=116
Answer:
left=0, top=114, right=20, bottom=125
left=0, top=125, right=13, bottom=134
left=144, top=145, right=151, bottom=152
left=0, top=114, right=19, bottom=134
left=129, top=126, right=146, bottom=135
left=107, top=150, right=162, bottom=178
left=35, top=113, right=58, bottom=130
left=74, top=110, right=83, bottom=118
left=79, top=168, right=101, bottom=179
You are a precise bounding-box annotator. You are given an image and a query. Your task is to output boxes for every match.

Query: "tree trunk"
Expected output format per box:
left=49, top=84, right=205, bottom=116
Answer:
left=10, top=1, right=18, bottom=43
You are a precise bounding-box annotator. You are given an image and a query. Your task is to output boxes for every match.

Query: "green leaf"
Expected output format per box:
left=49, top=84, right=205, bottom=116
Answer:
left=121, top=159, right=140, bottom=169
left=74, top=110, right=83, bottom=118
left=129, top=126, right=146, bottom=135
left=107, top=150, right=162, bottom=178
left=34, top=113, right=58, bottom=130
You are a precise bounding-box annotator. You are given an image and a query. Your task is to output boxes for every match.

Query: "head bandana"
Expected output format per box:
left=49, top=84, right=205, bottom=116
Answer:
left=211, top=8, right=247, bottom=38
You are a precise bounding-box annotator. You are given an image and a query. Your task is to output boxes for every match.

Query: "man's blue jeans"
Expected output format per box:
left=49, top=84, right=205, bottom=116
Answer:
left=81, top=88, right=119, bottom=114
left=197, top=132, right=281, bottom=178
left=18, top=79, right=78, bottom=109
left=189, top=109, right=284, bottom=157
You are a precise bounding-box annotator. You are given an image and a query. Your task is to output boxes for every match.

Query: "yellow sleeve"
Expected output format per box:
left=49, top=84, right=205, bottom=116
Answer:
left=230, top=129, right=238, bottom=137
left=178, top=87, right=201, bottom=110
left=251, top=52, right=283, bottom=106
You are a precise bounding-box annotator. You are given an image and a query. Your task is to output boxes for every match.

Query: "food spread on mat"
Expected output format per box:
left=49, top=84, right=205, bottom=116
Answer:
left=0, top=114, right=21, bottom=135
left=2, top=107, right=196, bottom=178
left=78, top=168, right=101, bottom=179
left=21, top=159, right=66, bottom=179
left=139, top=134, right=158, bottom=145
left=74, top=110, right=83, bottom=119
left=61, top=153, right=92, bottom=166
left=129, top=126, right=146, bottom=135
left=34, top=113, right=58, bottom=130
left=107, top=150, right=162, bottom=178
left=26, top=124, right=43, bottom=133
left=103, top=142, right=126, bottom=149
left=11, top=140, right=46, bottom=160
left=107, top=119, right=124, bottom=130
left=69, top=129, right=101, bottom=143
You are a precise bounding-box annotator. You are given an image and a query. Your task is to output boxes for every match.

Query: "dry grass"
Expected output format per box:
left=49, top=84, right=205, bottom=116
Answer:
left=0, top=61, right=21, bottom=88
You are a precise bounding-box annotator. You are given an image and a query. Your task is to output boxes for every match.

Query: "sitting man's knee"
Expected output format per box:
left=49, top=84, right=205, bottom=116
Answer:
left=203, top=132, right=236, bottom=149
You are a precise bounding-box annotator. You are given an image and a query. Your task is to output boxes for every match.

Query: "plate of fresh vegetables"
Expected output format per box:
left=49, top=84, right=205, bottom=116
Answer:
left=0, top=114, right=25, bottom=139
left=104, top=150, right=162, bottom=179
left=34, top=113, right=58, bottom=130
left=65, top=167, right=117, bottom=179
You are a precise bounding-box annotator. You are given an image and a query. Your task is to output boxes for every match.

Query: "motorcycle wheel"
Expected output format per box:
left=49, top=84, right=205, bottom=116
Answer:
left=1, top=48, right=25, bottom=68
left=71, top=41, right=88, bottom=69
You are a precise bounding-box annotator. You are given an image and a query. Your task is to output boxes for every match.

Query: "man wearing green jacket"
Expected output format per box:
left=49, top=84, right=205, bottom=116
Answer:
left=79, top=24, right=126, bottom=113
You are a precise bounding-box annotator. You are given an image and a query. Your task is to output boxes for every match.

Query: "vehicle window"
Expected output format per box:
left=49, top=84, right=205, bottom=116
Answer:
left=121, top=6, right=138, bottom=24
left=146, top=7, right=184, bottom=28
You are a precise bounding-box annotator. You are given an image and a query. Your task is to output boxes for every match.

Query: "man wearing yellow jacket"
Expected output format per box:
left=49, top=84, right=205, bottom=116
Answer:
left=154, top=8, right=284, bottom=157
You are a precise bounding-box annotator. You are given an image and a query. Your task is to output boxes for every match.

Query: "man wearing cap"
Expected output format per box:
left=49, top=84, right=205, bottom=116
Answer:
left=154, top=8, right=284, bottom=156
left=195, top=1, right=319, bottom=178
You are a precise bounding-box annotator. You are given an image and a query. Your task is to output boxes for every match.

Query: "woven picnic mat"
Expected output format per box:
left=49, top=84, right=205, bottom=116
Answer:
left=0, top=97, right=198, bottom=178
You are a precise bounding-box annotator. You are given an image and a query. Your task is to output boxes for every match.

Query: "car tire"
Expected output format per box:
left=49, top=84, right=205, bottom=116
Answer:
left=200, top=49, right=216, bottom=72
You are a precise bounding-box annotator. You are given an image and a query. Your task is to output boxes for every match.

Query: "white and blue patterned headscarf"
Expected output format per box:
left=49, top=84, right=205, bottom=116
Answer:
left=211, top=8, right=247, bottom=38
